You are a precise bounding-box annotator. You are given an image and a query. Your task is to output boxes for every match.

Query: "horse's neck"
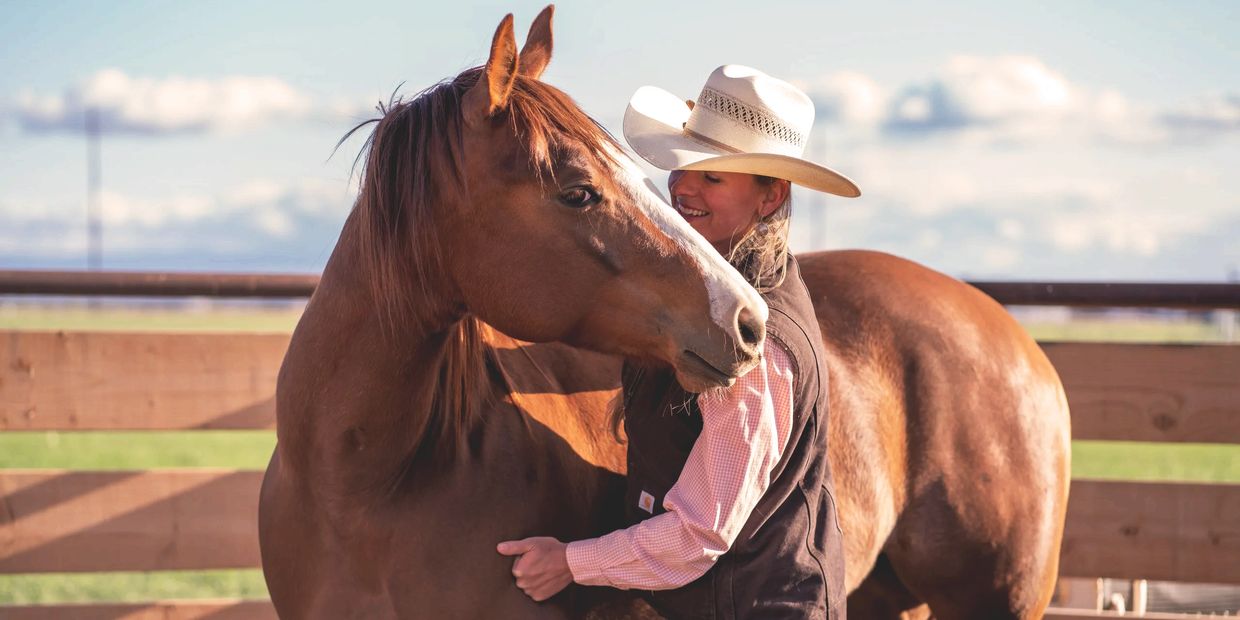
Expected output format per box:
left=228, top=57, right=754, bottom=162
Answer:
left=276, top=221, right=477, bottom=498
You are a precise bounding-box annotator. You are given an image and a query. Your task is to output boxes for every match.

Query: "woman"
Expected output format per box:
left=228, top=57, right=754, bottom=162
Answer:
left=498, top=65, right=860, bottom=619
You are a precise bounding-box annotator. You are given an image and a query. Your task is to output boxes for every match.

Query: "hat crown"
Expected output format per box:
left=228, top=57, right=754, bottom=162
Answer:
left=684, top=65, right=815, bottom=157
left=620, top=64, right=861, bottom=197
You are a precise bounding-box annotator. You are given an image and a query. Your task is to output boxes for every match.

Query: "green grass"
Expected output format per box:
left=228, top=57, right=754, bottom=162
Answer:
left=2, top=432, right=1237, bottom=483
left=0, top=305, right=302, bottom=333
left=1022, top=318, right=1230, bottom=343
left=3, top=304, right=1234, bottom=343
left=0, top=570, right=267, bottom=605
left=1072, top=441, right=1240, bottom=483
left=0, top=431, right=276, bottom=470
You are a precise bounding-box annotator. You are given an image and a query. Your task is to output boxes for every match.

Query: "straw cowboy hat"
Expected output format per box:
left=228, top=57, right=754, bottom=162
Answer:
left=623, top=64, right=861, bottom=197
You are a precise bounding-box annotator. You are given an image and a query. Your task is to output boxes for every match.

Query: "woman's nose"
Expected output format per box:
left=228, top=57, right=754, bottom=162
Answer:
left=668, top=171, right=694, bottom=196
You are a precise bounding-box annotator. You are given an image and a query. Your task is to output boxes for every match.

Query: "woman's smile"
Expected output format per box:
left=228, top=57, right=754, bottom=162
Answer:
left=668, top=170, right=784, bottom=248
left=674, top=197, right=710, bottom=218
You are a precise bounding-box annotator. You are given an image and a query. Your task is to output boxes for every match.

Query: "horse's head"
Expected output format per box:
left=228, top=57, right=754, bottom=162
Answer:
left=359, top=7, right=766, bottom=392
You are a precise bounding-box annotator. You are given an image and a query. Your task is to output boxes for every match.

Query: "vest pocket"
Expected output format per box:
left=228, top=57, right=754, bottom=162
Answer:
left=818, top=484, right=847, bottom=620
left=822, top=483, right=844, bottom=536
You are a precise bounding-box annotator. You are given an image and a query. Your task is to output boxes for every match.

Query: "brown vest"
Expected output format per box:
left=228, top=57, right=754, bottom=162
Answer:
left=621, top=256, right=846, bottom=620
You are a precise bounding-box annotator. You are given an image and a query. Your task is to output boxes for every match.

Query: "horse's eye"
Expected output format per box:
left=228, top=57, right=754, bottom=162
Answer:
left=559, top=186, right=601, bottom=209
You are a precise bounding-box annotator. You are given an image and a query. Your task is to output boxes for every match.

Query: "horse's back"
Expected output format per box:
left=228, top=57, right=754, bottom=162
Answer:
left=797, top=249, right=1071, bottom=619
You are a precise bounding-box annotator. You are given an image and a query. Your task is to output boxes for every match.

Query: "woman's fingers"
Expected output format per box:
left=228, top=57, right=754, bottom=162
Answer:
left=516, top=568, right=572, bottom=601
left=496, top=538, right=536, bottom=556
left=499, top=536, right=571, bottom=601
left=516, top=576, right=565, bottom=601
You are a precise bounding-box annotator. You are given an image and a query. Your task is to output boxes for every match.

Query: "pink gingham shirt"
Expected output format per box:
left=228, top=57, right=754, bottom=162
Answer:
left=565, top=339, right=796, bottom=590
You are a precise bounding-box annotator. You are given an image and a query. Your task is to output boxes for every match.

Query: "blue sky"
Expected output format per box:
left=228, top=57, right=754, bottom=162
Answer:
left=1, top=1, right=1236, bottom=279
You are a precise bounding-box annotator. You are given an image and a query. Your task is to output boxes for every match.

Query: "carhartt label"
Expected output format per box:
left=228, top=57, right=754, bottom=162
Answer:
left=638, top=491, right=656, bottom=514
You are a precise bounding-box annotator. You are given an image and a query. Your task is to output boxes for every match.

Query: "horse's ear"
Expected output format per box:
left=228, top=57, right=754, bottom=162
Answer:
left=518, top=5, right=554, bottom=80
left=464, top=13, right=519, bottom=127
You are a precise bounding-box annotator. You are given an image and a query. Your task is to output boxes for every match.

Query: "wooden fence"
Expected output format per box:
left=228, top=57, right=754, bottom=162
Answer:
left=1, top=271, right=1238, bottom=619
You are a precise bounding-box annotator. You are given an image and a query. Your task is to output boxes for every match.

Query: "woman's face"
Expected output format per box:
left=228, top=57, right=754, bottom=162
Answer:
left=668, top=170, right=785, bottom=253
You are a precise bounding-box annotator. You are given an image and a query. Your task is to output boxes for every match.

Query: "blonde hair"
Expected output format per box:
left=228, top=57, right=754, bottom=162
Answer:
left=724, top=174, right=792, bottom=293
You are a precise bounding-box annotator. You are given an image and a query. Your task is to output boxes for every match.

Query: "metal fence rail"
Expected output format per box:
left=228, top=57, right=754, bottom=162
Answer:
left=968, top=281, right=1240, bottom=310
left=0, top=270, right=318, bottom=299
left=0, top=269, right=1235, bottom=307
left=1, top=269, right=1238, bottom=309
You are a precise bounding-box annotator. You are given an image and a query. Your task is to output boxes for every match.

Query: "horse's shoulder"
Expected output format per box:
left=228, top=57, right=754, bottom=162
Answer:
left=797, top=250, right=958, bottom=293
left=795, top=249, right=1032, bottom=371
left=796, top=250, right=1005, bottom=319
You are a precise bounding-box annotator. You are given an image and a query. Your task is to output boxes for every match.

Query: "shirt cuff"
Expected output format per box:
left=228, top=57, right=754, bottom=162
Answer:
left=565, top=530, right=631, bottom=588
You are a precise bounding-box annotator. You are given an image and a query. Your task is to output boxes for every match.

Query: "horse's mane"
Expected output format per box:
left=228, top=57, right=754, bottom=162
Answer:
left=344, top=67, right=620, bottom=462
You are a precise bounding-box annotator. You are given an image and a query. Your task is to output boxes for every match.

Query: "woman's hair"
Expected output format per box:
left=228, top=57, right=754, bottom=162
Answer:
left=725, top=174, right=792, bottom=292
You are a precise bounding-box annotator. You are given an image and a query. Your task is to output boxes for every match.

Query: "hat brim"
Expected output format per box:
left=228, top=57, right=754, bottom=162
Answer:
left=623, top=85, right=861, bottom=198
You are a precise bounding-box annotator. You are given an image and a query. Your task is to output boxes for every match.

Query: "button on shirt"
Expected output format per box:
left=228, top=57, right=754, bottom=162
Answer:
left=565, top=339, right=796, bottom=589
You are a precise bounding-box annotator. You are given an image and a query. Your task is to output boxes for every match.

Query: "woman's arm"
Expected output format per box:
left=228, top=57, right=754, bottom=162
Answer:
left=498, top=339, right=795, bottom=597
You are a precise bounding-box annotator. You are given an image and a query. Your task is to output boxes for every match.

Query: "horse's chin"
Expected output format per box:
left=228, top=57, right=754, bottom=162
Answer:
left=673, top=350, right=755, bottom=394
left=676, top=371, right=734, bottom=394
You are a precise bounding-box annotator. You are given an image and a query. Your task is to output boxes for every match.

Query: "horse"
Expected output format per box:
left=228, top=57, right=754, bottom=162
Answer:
left=258, top=7, right=768, bottom=618
left=800, top=250, right=1071, bottom=619
left=260, top=7, right=1072, bottom=619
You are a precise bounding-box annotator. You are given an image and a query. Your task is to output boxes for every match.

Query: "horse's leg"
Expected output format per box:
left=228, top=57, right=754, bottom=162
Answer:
left=847, top=553, right=931, bottom=620
left=882, top=475, right=1063, bottom=620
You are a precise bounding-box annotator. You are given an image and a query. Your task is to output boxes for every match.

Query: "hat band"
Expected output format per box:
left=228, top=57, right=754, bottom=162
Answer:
left=697, top=87, right=808, bottom=149
left=683, top=127, right=743, bottom=154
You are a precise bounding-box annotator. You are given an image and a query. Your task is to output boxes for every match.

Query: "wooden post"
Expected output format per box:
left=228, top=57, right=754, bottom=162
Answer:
left=1133, top=579, right=1148, bottom=616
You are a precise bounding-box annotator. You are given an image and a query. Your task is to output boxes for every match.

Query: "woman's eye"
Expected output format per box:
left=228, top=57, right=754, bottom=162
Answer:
left=559, top=186, right=601, bottom=209
left=704, top=173, right=721, bottom=183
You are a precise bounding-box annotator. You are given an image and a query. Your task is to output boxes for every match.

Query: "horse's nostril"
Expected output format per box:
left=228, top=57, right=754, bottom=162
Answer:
left=738, top=307, right=764, bottom=349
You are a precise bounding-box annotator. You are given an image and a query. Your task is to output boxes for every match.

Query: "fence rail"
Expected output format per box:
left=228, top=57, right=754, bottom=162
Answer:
left=3, top=270, right=1239, bottom=308
left=0, top=270, right=318, bottom=299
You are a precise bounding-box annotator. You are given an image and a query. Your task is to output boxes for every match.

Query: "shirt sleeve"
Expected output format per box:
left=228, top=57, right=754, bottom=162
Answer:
left=564, top=339, right=796, bottom=590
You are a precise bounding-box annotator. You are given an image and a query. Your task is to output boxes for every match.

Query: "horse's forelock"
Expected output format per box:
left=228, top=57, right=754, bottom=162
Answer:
left=504, top=76, right=622, bottom=183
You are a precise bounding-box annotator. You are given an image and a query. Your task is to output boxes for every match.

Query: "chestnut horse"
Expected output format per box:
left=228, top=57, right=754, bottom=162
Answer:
left=259, top=7, right=767, bottom=619
left=802, top=250, right=1071, bottom=619
left=260, top=7, right=1071, bottom=620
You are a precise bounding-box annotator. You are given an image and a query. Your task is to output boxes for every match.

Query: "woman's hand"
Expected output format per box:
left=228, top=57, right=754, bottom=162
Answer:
left=496, top=537, right=573, bottom=602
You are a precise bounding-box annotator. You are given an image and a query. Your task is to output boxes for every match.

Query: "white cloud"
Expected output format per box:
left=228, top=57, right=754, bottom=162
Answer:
left=1043, top=208, right=1205, bottom=257
left=997, top=218, right=1024, bottom=242
left=1160, top=93, right=1240, bottom=132
left=8, top=69, right=377, bottom=135
left=0, top=178, right=352, bottom=259
left=801, top=55, right=1238, bottom=145
left=797, top=71, right=887, bottom=125
left=254, top=207, right=295, bottom=238
left=792, top=189, right=1235, bottom=280
left=888, top=55, right=1074, bottom=131
left=786, top=129, right=1238, bottom=280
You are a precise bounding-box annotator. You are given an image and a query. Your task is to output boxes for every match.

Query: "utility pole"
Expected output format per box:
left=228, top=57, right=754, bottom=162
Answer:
left=85, top=107, right=102, bottom=270
left=815, top=125, right=829, bottom=244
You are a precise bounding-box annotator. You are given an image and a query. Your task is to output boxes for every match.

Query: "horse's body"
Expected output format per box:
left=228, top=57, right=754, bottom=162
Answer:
left=260, top=8, right=1070, bottom=619
left=803, top=250, right=1070, bottom=618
